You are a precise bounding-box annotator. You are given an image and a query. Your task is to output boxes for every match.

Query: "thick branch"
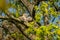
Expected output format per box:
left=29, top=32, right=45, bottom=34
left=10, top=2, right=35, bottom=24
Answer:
left=17, top=0, right=41, bottom=26
left=20, top=0, right=34, bottom=16
left=0, top=16, right=9, bottom=19
left=11, top=20, right=31, bottom=40
left=1, top=12, right=31, bottom=40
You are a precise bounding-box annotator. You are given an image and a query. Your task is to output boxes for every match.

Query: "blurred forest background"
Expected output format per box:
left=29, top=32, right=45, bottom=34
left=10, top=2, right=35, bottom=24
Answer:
left=0, top=0, right=60, bottom=40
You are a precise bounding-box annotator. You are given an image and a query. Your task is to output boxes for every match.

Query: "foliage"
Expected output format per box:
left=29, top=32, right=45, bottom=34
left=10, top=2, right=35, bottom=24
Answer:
left=24, top=1, right=60, bottom=40
left=0, top=0, right=60, bottom=40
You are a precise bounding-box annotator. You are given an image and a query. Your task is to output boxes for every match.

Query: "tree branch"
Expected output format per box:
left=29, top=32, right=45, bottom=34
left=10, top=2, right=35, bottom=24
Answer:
left=1, top=12, right=31, bottom=40
left=0, top=16, right=9, bottom=19
left=16, top=0, right=41, bottom=26
left=20, top=0, right=34, bottom=16
left=11, top=20, right=31, bottom=40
